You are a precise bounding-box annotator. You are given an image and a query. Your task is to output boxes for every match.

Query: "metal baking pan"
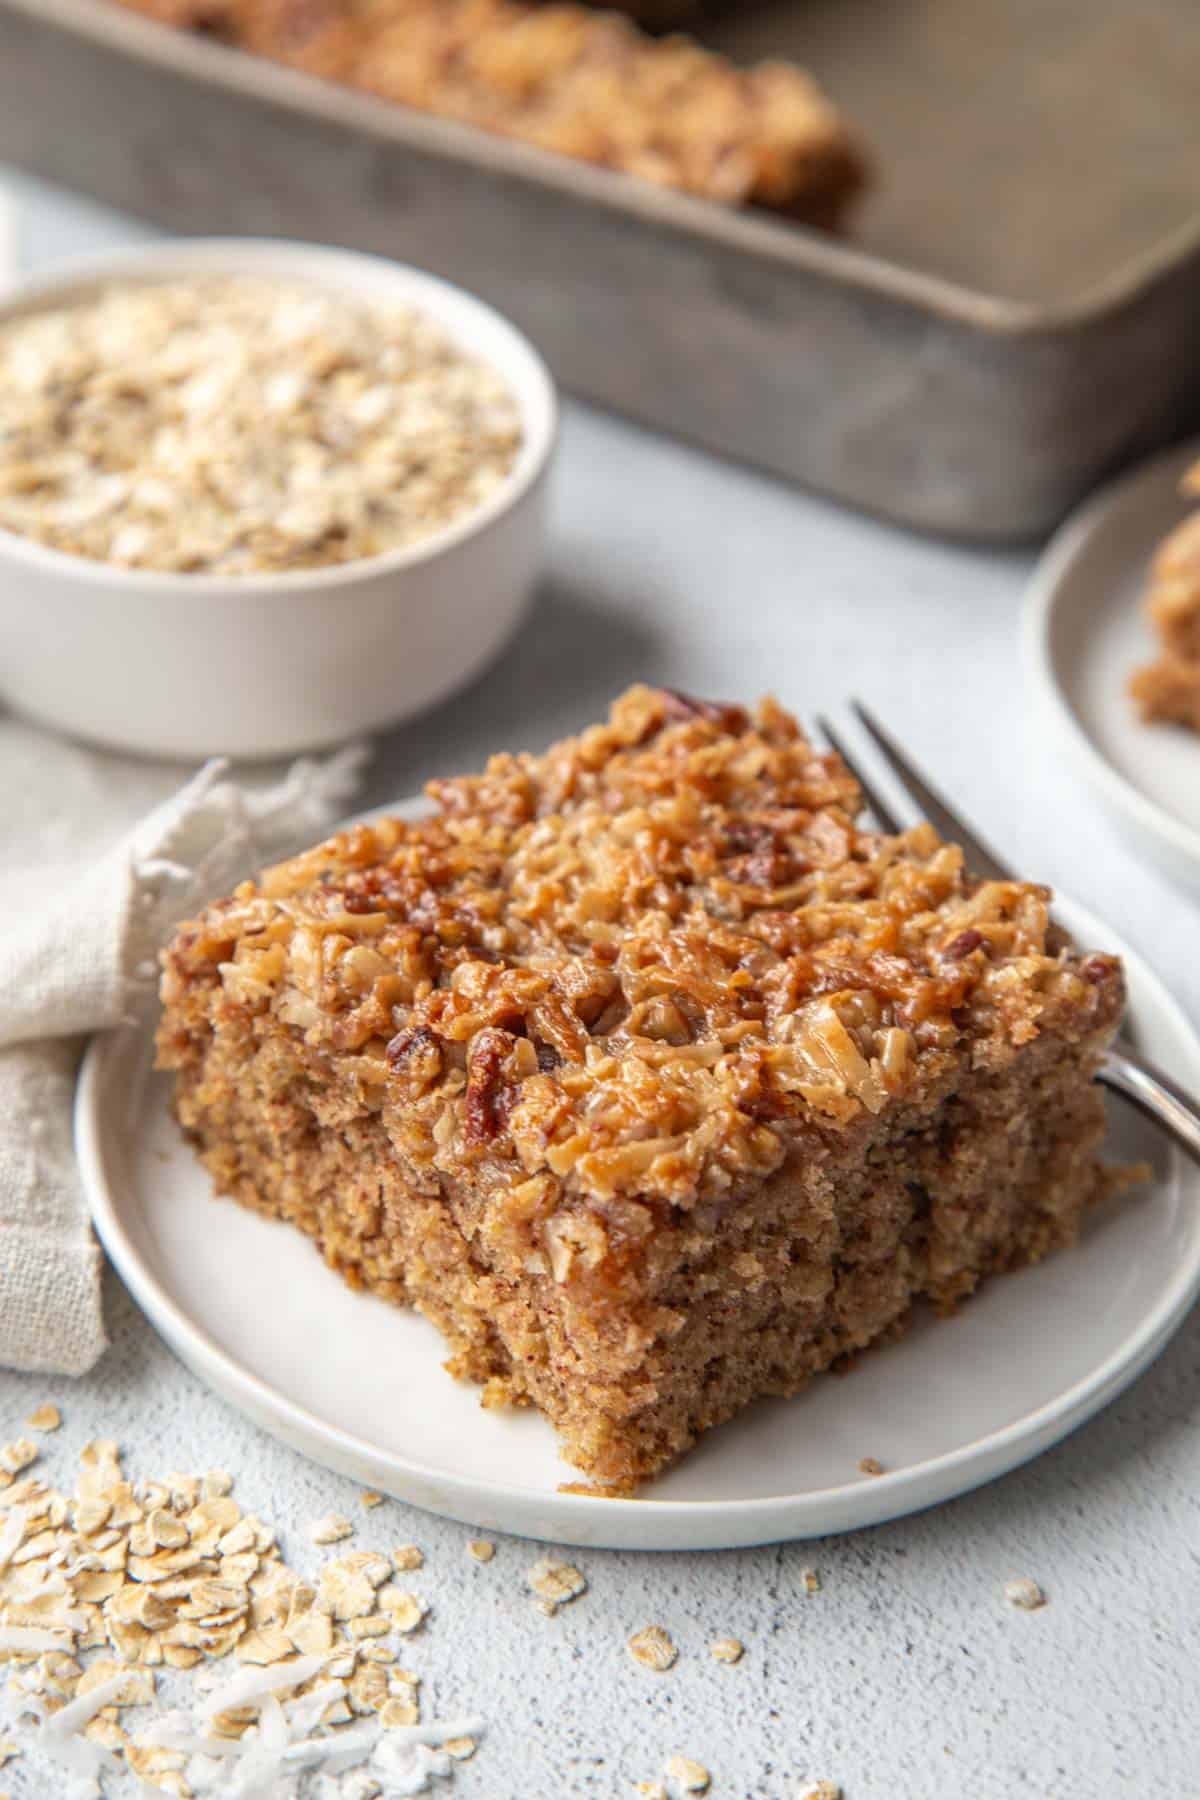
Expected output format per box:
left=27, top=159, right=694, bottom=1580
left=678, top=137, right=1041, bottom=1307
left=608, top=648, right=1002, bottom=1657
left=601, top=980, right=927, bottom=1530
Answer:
left=1, top=0, right=1198, bottom=541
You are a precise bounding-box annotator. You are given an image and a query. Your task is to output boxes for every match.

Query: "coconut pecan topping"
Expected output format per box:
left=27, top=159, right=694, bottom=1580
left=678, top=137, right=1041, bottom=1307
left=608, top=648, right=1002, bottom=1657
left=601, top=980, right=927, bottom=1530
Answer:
left=161, top=686, right=1124, bottom=1245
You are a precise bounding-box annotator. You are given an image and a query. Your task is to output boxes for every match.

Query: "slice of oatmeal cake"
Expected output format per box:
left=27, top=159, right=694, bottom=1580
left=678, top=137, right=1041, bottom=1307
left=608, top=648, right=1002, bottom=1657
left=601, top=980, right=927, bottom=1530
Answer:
left=157, top=686, right=1124, bottom=1489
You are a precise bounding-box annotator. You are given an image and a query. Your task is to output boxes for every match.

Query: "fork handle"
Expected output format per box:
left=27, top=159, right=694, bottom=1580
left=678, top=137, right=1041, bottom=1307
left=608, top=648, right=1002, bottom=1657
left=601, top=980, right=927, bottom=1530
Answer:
left=1099, top=1046, right=1200, bottom=1166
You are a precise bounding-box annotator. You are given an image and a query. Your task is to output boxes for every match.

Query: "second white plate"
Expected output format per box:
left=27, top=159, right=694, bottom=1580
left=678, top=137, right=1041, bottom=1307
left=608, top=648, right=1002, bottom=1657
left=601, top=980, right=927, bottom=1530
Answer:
left=1024, top=436, right=1200, bottom=893
left=77, top=890, right=1200, bottom=1551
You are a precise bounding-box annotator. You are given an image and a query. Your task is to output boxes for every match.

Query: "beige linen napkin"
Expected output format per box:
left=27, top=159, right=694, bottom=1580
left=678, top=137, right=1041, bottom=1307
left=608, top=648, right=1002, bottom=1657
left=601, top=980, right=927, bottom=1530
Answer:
left=0, top=734, right=366, bottom=1376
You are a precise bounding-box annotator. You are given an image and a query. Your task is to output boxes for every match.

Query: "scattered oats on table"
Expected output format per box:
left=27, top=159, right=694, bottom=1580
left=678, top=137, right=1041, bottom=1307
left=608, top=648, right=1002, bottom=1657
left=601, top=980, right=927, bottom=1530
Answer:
left=392, top=1544, right=424, bottom=1572
left=0, top=1440, right=37, bottom=1477
left=797, top=1783, right=842, bottom=1800
left=0, top=276, right=523, bottom=575
left=1004, top=1577, right=1047, bottom=1611
left=628, top=1625, right=678, bottom=1672
left=309, top=1511, right=355, bottom=1545
left=378, top=1588, right=428, bottom=1635
left=858, top=1456, right=885, bottom=1477
left=801, top=1567, right=822, bottom=1595
left=380, top=1693, right=420, bottom=1729
left=709, top=1637, right=744, bottom=1664
left=0, top=1441, right=484, bottom=1793
left=526, top=1556, right=587, bottom=1614
left=467, top=1538, right=496, bottom=1563
left=360, top=1489, right=384, bottom=1509
left=348, top=1613, right=393, bottom=1641
left=24, top=1406, right=60, bottom=1433
left=664, top=1753, right=711, bottom=1792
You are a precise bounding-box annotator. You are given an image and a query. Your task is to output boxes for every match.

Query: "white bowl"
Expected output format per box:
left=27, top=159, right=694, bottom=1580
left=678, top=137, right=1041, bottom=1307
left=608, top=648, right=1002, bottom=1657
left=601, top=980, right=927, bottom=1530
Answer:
left=0, top=239, right=557, bottom=760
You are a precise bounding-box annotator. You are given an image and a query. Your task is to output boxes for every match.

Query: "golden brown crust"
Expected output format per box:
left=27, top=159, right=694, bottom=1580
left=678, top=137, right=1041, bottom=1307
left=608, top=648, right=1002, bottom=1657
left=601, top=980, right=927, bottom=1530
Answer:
left=109, top=0, right=867, bottom=222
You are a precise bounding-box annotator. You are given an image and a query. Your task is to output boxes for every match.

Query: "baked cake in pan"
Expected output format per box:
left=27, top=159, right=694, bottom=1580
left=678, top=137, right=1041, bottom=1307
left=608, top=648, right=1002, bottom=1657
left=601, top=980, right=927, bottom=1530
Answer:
left=157, top=688, right=1125, bottom=1490
left=113, top=0, right=867, bottom=225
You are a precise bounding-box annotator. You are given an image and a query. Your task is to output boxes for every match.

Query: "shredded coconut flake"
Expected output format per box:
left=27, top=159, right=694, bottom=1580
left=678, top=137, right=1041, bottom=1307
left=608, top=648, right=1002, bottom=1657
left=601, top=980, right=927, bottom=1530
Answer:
left=17, top=1676, right=125, bottom=1798
left=42, top=1672, right=134, bottom=1736
left=0, top=1509, right=26, bottom=1573
left=0, top=1624, right=74, bottom=1653
left=199, top=1653, right=329, bottom=1720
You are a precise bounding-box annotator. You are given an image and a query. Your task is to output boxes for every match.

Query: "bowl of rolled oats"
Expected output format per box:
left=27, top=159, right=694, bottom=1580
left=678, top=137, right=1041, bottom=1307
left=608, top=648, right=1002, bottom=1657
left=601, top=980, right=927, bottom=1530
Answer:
left=0, top=239, right=555, bottom=758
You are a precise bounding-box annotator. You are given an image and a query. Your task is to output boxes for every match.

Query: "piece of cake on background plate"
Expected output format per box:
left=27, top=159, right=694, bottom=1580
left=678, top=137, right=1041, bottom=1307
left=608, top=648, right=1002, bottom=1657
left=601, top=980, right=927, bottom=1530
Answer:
left=1130, top=460, right=1200, bottom=734
left=157, top=687, right=1126, bottom=1491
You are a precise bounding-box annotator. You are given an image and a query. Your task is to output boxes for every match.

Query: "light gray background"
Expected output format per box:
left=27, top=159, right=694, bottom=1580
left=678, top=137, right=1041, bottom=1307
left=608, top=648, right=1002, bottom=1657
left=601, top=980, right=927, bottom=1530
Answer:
left=1, top=168, right=1198, bottom=1799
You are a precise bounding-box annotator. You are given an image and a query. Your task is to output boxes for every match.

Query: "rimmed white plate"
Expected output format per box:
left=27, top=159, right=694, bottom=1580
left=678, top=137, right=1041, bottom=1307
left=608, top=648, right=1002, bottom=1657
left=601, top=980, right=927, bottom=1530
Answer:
left=77, top=881, right=1200, bottom=1551
left=1024, top=437, right=1200, bottom=894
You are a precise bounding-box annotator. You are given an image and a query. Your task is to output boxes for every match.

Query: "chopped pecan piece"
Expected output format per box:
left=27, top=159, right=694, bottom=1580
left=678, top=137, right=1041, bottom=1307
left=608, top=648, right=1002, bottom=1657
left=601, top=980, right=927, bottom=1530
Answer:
left=386, top=1025, right=442, bottom=1084
left=658, top=689, right=750, bottom=732
left=1078, top=953, right=1121, bottom=986
left=465, top=1027, right=516, bottom=1145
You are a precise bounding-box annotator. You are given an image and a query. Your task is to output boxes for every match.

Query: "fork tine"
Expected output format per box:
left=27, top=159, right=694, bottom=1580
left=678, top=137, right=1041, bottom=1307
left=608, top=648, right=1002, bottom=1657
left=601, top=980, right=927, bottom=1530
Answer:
left=850, top=700, right=1015, bottom=883
left=815, top=715, right=903, bottom=837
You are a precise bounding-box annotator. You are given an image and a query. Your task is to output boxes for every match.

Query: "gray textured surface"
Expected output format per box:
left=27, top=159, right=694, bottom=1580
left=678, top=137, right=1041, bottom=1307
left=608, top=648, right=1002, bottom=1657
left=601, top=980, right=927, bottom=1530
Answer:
left=2, top=169, right=1199, bottom=1799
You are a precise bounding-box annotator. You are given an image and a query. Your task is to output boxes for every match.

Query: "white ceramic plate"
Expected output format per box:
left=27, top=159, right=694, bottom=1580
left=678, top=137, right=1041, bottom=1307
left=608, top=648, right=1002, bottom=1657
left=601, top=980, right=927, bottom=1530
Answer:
left=77, top=883, right=1200, bottom=1551
left=1024, top=437, right=1200, bottom=894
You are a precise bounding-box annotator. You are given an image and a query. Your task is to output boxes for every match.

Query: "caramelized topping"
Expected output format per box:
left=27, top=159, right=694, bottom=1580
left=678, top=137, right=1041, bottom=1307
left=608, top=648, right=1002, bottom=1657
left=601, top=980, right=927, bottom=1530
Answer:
left=162, top=687, right=1122, bottom=1232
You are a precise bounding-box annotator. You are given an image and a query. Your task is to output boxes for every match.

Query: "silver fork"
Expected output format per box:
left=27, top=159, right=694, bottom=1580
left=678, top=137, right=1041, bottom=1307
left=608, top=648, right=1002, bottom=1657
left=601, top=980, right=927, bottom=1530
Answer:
left=816, top=702, right=1200, bottom=1166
